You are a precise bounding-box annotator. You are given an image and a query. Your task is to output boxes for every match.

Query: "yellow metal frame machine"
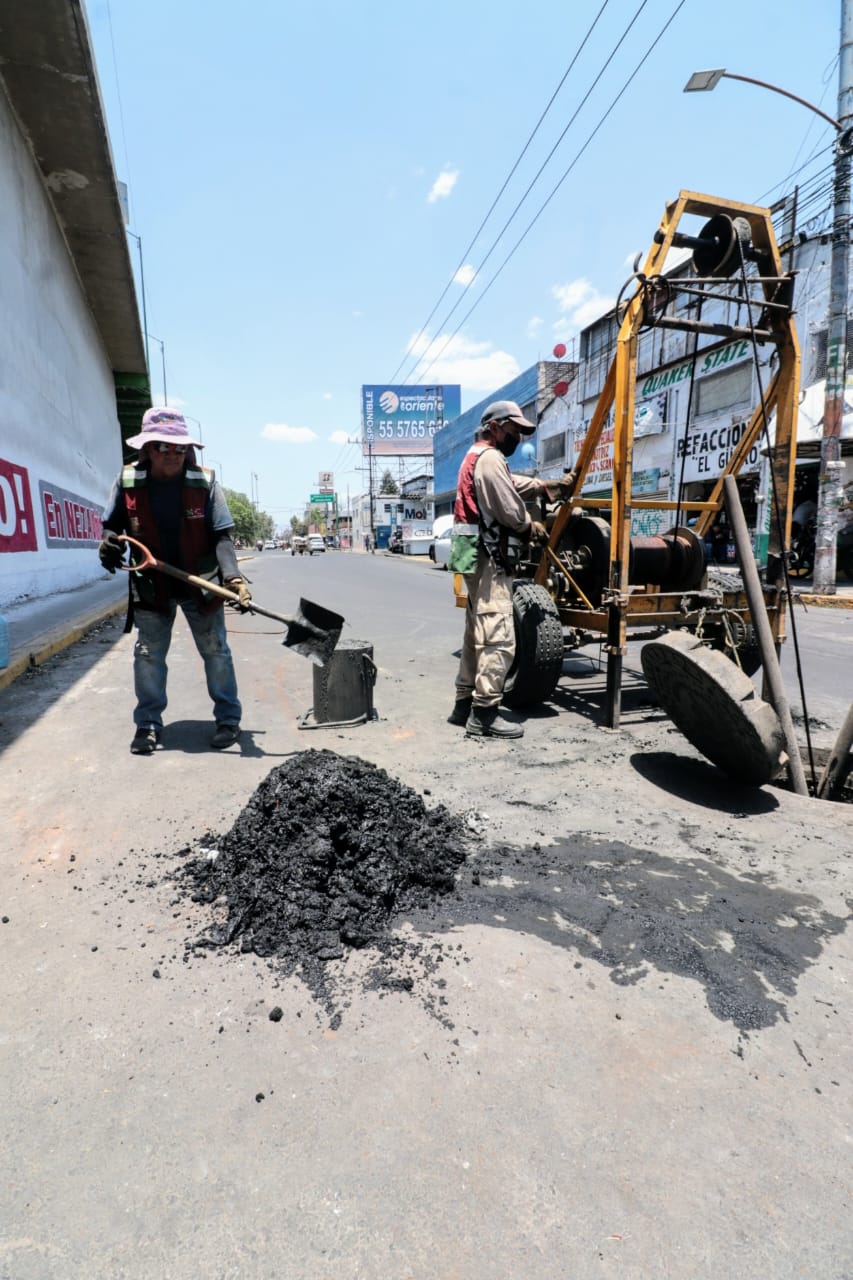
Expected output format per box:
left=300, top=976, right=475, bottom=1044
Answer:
left=532, top=191, right=800, bottom=726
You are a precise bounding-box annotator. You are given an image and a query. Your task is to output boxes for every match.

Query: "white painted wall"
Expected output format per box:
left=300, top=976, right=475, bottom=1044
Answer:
left=0, top=87, right=124, bottom=608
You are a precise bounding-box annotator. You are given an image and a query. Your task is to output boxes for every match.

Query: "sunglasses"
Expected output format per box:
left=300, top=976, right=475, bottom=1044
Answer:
left=155, top=443, right=188, bottom=455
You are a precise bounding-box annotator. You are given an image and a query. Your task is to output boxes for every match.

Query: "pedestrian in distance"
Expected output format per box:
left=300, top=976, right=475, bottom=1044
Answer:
left=447, top=400, right=552, bottom=739
left=98, top=407, right=250, bottom=755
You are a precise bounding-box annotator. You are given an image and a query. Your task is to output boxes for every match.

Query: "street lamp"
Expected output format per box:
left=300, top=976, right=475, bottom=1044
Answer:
left=126, top=230, right=149, bottom=378
left=183, top=414, right=203, bottom=445
left=146, top=332, right=168, bottom=405
left=208, top=458, right=224, bottom=486
left=685, top=45, right=853, bottom=593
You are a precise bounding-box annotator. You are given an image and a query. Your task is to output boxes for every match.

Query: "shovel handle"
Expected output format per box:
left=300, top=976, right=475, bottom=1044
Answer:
left=118, top=535, right=298, bottom=627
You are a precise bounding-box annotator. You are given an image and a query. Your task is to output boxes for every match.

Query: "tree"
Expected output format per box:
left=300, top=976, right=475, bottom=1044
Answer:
left=379, top=469, right=399, bottom=494
left=221, top=489, right=275, bottom=544
left=290, top=514, right=308, bottom=537
left=255, top=510, right=275, bottom=542
left=222, top=489, right=257, bottom=544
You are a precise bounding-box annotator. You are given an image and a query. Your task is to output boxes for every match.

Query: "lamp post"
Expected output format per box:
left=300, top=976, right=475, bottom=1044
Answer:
left=686, top=31, right=853, bottom=592
left=208, top=459, right=224, bottom=486
left=146, top=332, right=168, bottom=406
left=126, top=230, right=149, bottom=378
left=183, top=414, right=203, bottom=445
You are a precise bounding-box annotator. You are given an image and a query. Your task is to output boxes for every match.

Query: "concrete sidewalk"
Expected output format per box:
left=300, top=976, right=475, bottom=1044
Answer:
left=1, top=565, right=850, bottom=693
left=0, top=574, right=127, bottom=692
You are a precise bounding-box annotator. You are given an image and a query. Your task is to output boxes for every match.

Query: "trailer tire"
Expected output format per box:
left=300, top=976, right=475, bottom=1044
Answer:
left=502, top=582, right=564, bottom=709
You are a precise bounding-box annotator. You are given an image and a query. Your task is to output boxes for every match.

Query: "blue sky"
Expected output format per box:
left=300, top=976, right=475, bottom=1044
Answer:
left=87, top=0, right=843, bottom=529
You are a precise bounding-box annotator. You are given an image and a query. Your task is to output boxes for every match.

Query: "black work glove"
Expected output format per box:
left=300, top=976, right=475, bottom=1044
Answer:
left=226, top=578, right=252, bottom=611
left=544, top=471, right=577, bottom=502
left=99, top=531, right=124, bottom=573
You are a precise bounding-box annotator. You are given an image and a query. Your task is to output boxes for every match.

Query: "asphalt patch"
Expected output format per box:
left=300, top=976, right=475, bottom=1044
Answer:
left=175, top=749, right=469, bottom=1025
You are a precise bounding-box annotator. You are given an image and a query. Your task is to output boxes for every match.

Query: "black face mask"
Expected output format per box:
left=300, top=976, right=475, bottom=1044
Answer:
left=496, top=434, right=519, bottom=457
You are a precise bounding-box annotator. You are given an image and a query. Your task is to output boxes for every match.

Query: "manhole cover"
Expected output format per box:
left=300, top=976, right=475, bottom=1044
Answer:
left=641, top=631, right=785, bottom=786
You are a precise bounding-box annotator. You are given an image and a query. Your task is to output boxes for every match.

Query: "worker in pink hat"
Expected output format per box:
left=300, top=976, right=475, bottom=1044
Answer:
left=99, top=407, right=249, bottom=755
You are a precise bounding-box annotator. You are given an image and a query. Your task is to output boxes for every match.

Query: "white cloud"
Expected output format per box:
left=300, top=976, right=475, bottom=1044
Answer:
left=427, top=168, right=459, bottom=203
left=329, top=430, right=351, bottom=444
left=322, top=392, right=333, bottom=401
left=453, top=263, right=476, bottom=286
left=551, top=278, right=615, bottom=335
left=406, top=332, right=519, bottom=394
left=261, top=423, right=318, bottom=444
left=572, top=296, right=616, bottom=329
left=527, top=315, right=543, bottom=338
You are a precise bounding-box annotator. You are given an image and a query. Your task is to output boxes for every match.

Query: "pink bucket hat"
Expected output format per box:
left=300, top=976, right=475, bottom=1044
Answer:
left=125, top=407, right=203, bottom=450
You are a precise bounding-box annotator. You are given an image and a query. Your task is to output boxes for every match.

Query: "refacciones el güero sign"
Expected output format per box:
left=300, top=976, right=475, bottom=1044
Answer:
left=361, top=384, right=461, bottom=457
left=0, top=457, right=38, bottom=551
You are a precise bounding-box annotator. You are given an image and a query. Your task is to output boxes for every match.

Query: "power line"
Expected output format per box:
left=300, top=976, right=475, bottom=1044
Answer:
left=413, top=0, right=689, bottom=386
left=386, top=0, right=613, bottom=385
left=399, top=0, right=657, bottom=386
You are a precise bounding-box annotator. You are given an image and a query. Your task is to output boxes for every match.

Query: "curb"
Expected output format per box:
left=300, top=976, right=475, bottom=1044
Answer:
left=0, top=598, right=126, bottom=693
left=794, top=593, right=853, bottom=610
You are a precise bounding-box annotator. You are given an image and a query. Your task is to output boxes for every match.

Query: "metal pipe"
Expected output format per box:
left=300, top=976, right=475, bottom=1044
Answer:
left=723, top=476, right=808, bottom=795
left=816, top=701, right=853, bottom=800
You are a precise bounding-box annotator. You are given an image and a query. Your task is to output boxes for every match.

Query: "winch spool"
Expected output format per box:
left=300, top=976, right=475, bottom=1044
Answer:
left=655, top=213, right=754, bottom=278
left=556, top=517, right=706, bottom=603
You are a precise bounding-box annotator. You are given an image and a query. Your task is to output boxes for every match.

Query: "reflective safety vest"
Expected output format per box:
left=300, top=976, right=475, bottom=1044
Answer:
left=449, top=442, right=526, bottom=574
left=120, top=464, right=220, bottom=613
left=449, top=442, right=490, bottom=573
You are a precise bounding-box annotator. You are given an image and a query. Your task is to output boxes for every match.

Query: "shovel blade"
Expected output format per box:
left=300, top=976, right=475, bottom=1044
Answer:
left=283, top=597, right=344, bottom=665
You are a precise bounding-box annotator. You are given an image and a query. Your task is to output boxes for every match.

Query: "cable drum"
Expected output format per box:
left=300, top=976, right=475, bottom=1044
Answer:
left=692, top=214, right=753, bottom=278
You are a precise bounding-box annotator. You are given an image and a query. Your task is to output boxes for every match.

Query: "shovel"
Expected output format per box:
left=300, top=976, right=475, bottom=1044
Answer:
left=118, top=535, right=343, bottom=665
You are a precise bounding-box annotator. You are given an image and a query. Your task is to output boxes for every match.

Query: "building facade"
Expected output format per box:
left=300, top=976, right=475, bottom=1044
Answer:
left=0, top=2, right=148, bottom=609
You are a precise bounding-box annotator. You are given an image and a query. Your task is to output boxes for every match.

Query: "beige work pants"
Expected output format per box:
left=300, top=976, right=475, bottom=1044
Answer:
left=456, top=551, right=515, bottom=707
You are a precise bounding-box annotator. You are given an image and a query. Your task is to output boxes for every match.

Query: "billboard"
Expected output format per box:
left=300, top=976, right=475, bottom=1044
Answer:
left=361, top=384, right=461, bottom=456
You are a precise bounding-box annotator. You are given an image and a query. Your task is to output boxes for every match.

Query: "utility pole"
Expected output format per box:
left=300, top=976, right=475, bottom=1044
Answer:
left=815, top=0, right=853, bottom=593
left=685, top=39, right=853, bottom=592
left=368, top=436, right=375, bottom=542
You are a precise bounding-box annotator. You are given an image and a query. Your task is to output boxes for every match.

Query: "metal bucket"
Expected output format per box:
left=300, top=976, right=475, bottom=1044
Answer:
left=300, top=639, right=377, bottom=729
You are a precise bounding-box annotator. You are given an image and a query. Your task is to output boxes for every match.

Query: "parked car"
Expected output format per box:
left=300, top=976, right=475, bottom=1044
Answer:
left=429, top=527, right=452, bottom=569
left=307, top=534, right=325, bottom=555
left=264, top=539, right=276, bottom=550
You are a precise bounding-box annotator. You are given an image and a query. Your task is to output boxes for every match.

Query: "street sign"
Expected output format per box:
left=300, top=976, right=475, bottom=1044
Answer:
left=310, top=493, right=335, bottom=503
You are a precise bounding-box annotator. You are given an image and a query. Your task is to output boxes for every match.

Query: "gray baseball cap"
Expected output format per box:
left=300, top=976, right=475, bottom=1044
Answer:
left=480, top=399, right=536, bottom=434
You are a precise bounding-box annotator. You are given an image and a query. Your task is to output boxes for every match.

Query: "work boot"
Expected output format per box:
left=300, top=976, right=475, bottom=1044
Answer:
left=130, top=726, right=161, bottom=755
left=464, top=705, right=524, bottom=739
left=447, top=696, right=473, bottom=726
left=211, top=723, right=241, bottom=749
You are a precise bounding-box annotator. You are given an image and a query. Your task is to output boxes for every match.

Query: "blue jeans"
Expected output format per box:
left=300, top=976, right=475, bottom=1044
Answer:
left=133, top=599, right=242, bottom=730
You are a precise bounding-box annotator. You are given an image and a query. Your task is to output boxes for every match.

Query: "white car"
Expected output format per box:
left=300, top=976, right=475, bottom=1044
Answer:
left=429, top=527, right=452, bottom=569
left=307, top=535, right=325, bottom=555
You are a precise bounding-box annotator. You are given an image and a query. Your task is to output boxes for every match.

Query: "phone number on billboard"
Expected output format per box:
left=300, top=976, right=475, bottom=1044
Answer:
left=375, top=420, right=437, bottom=438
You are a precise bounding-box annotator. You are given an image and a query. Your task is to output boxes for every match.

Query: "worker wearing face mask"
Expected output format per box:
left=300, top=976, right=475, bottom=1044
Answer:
left=447, top=400, right=549, bottom=739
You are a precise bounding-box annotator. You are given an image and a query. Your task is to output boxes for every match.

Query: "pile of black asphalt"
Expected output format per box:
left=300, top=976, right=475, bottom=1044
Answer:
left=176, top=749, right=470, bottom=1026
left=172, top=750, right=847, bottom=1035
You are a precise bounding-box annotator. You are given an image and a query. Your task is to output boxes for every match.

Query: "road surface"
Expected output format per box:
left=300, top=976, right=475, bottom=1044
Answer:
left=0, top=549, right=850, bottom=1280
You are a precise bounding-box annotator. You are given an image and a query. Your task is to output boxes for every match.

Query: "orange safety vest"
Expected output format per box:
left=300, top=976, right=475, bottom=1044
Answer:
left=120, top=464, right=220, bottom=613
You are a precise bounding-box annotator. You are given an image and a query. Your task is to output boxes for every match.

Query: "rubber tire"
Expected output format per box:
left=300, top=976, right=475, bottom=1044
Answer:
left=502, top=581, right=565, bottom=709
